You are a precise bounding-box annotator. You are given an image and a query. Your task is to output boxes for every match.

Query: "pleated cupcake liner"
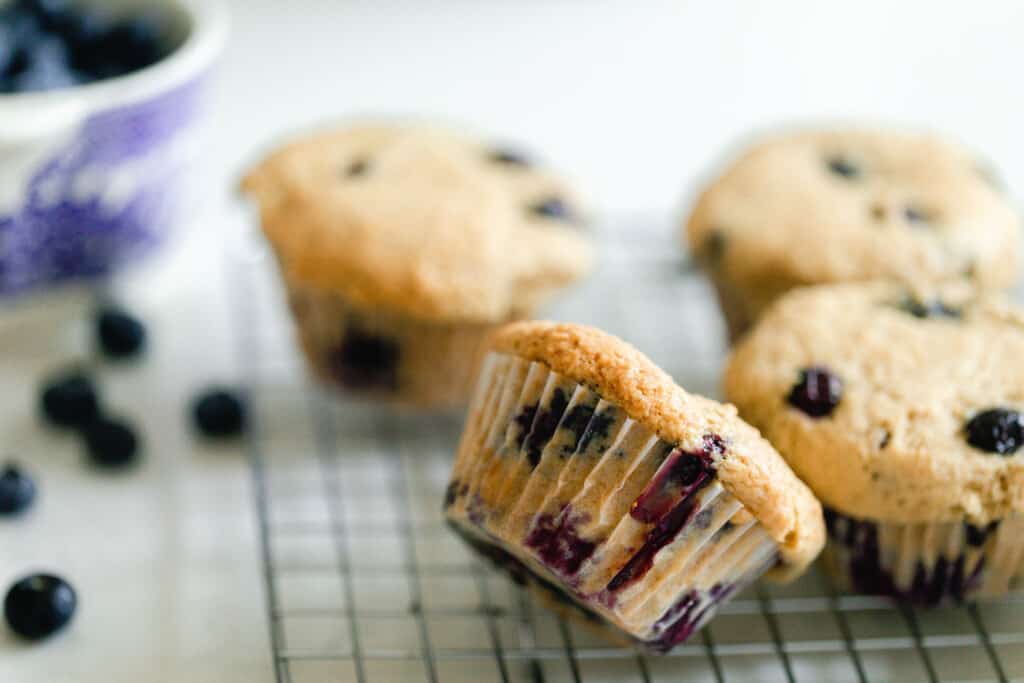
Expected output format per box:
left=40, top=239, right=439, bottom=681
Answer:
left=282, top=279, right=501, bottom=409
left=445, top=351, right=781, bottom=651
left=823, top=508, right=1024, bottom=606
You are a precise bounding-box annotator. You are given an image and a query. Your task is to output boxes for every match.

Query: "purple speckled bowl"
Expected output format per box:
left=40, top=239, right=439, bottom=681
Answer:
left=0, top=0, right=227, bottom=296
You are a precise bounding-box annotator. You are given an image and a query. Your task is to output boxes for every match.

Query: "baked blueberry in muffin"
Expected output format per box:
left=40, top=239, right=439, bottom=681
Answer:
left=446, top=322, right=824, bottom=651
left=242, top=124, right=592, bottom=408
left=684, top=129, right=1020, bottom=340
left=725, top=282, right=1024, bottom=605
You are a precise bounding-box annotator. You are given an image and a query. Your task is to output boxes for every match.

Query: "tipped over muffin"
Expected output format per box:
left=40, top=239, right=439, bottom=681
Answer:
left=445, top=321, right=824, bottom=651
left=242, top=123, right=592, bottom=408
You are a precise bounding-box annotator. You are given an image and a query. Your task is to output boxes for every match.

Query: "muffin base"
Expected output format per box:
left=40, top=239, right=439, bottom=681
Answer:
left=285, top=281, right=503, bottom=409
left=708, top=275, right=758, bottom=343
left=823, top=508, right=1024, bottom=606
left=445, top=352, right=780, bottom=651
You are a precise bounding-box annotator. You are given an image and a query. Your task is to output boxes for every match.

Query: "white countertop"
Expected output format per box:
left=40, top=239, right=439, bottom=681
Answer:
left=3, top=1, right=1024, bottom=681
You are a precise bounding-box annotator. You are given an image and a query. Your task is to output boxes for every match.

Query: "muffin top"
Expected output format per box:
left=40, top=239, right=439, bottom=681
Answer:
left=241, top=123, right=592, bottom=322
left=491, top=321, right=825, bottom=577
left=685, top=128, right=1020, bottom=316
left=725, top=282, right=1024, bottom=526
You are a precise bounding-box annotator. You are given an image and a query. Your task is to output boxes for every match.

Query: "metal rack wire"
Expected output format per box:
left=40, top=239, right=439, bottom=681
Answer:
left=231, top=220, right=1024, bottom=683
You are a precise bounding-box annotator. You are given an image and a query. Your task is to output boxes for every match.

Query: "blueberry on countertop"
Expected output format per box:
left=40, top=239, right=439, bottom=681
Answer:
left=95, top=306, right=147, bottom=359
left=81, top=416, right=140, bottom=468
left=965, top=408, right=1023, bottom=455
left=0, top=464, right=36, bottom=516
left=192, top=388, right=247, bottom=438
left=4, top=573, right=76, bottom=640
left=40, top=371, right=100, bottom=429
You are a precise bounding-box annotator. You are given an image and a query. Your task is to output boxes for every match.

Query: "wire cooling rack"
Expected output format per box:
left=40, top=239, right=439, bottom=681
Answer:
left=229, top=219, right=1024, bottom=683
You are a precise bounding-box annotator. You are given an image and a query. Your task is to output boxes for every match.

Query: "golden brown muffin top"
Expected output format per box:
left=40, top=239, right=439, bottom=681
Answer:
left=242, top=123, right=592, bottom=322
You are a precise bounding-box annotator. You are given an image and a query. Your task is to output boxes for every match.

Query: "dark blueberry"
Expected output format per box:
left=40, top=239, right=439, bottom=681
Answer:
left=965, top=408, right=1024, bottom=455
left=530, top=197, right=572, bottom=222
left=95, top=306, right=147, bottom=359
left=488, top=148, right=530, bottom=167
left=57, top=6, right=109, bottom=60
left=703, top=433, right=726, bottom=456
left=0, top=20, right=17, bottom=77
left=4, top=573, right=76, bottom=640
left=81, top=417, right=140, bottom=468
left=826, top=156, right=860, bottom=179
left=0, top=464, right=36, bottom=516
left=332, top=329, right=400, bottom=390
left=897, top=296, right=961, bottom=320
left=787, top=366, right=842, bottom=418
left=524, top=389, right=569, bottom=467
left=7, top=36, right=78, bottom=93
left=1, top=4, right=42, bottom=54
left=40, top=371, right=100, bottom=429
left=903, top=205, right=931, bottom=225
left=14, top=0, right=71, bottom=28
left=965, top=521, right=1000, bottom=547
left=344, top=159, right=369, bottom=177
left=95, top=13, right=167, bottom=73
left=192, top=389, right=247, bottom=438
left=512, top=403, right=538, bottom=448
left=671, top=454, right=706, bottom=488
left=560, top=402, right=595, bottom=441
left=576, top=410, right=615, bottom=453
left=443, top=480, right=459, bottom=508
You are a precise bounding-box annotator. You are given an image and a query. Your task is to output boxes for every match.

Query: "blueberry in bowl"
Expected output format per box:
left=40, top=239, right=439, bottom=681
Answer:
left=0, top=0, right=226, bottom=297
left=0, top=0, right=178, bottom=94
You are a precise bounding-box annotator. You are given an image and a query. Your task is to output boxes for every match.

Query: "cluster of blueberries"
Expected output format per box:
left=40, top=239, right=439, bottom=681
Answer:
left=2, top=305, right=248, bottom=642
left=0, top=0, right=171, bottom=94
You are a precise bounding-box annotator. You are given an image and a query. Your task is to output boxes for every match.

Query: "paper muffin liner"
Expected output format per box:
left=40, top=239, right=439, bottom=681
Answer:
left=445, top=352, right=781, bottom=652
left=283, top=279, right=504, bottom=409
left=822, top=508, right=1024, bottom=606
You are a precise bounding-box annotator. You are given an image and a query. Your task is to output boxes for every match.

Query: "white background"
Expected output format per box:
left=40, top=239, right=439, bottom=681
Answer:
left=3, top=1, right=1024, bottom=681
left=214, top=0, right=1024, bottom=218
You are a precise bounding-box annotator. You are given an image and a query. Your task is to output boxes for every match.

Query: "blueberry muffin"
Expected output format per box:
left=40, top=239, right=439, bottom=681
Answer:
left=445, top=322, right=824, bottom=652
left=242, top=124, right=592, bottom=408
left=685, top=128, right=1020, bottom=340
left=725, top=282, right=1024, bottom=605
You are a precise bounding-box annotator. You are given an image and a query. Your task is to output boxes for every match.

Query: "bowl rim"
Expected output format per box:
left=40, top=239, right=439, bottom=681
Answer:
left=0, top=0, right=228, bottom=110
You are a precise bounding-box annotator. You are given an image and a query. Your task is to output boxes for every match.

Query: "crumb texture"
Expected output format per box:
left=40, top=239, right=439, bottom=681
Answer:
left=726, top=281, right=1024, bottom=525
